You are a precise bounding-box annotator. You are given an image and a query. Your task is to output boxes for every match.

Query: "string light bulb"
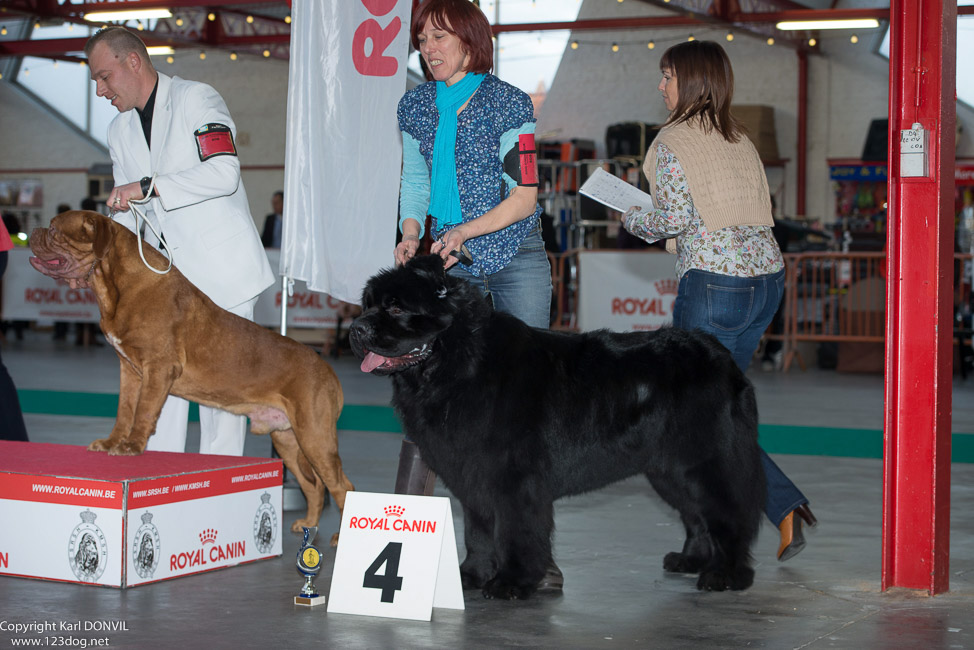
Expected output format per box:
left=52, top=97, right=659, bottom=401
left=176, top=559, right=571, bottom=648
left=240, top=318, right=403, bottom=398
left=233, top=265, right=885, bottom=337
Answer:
left=767, top=37, right=775, bottom=45
left=687, top=34, right=695, bottom=41
left=647, top=41, right=655, bottom=50
left=1, top=26, right=6, bottom=35
left=285, top=15, right=291, bottom=24
left=850, top=34, right=859, bottom=44
left=726, top=31, right=734, bottom=41
left=262, top=49, right=271, bottom=57
left=175, top=17, right=184, bottom=27
left=230, top=52, right=238, bottom=61
left=611, top=43, right=619, bottom=53
left=199, top=51, right=206, bottom=60
left=166, top=55, right=174, bottom=64
left=246, top=15, right=254, bottom=24
left=808, top=37, right=817, bottom=46
left=570, top=40, right=579, bottom=50
left=207, top=13, right=216, bottom=21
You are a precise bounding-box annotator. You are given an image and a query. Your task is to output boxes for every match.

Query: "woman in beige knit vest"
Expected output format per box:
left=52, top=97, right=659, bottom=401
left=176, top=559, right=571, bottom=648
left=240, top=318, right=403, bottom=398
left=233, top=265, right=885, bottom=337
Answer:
left=622, top=40, right=817, bottom=562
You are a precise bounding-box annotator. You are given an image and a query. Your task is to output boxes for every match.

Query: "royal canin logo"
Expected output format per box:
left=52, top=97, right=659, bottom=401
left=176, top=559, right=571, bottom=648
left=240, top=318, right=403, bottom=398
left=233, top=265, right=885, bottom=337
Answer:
left=169, top=528, right=246, bottom=571
left=348, top=506, right=437, bottom=533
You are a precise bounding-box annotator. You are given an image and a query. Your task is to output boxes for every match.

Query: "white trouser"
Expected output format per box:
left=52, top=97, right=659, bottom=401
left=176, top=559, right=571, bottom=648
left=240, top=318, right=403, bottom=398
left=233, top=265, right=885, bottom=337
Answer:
left=145, top=296, right=258, bottom=456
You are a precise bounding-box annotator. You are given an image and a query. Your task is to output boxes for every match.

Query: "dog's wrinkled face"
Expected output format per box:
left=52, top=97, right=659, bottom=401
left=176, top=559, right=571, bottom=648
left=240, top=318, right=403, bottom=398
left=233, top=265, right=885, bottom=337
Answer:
left=29, top=211, right=114, bottom=286
left=349, top=255, right=461, bottom=376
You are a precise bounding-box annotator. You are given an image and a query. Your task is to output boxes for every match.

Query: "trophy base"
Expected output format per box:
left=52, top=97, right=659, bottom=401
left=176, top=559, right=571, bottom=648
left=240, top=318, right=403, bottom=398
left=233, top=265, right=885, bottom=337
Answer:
left=294, top=594, right=327, bottom=607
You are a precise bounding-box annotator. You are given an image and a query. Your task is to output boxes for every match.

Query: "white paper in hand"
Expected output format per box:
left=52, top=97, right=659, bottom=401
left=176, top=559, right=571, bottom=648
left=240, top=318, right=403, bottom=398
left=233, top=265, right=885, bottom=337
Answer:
left=579, top=168, right=656, bottom=213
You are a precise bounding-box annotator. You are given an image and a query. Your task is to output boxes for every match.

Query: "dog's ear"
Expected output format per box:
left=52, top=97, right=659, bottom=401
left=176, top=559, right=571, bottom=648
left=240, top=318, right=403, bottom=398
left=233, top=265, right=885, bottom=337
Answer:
left=85, top=213, right=116, bottom=259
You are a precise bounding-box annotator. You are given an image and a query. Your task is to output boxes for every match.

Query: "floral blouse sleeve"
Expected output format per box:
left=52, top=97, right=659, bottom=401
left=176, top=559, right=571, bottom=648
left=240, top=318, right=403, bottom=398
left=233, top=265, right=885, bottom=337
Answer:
left=622, top=143, right=691, bottom=243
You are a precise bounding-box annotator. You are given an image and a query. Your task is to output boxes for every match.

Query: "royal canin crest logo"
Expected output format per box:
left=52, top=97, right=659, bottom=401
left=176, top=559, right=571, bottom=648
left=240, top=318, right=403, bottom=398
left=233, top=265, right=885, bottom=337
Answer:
left=653, top=278, right=679, bottom=295
left=348, top=505, right=437, bottom=534
left=199, top=529, right=218, bottom=545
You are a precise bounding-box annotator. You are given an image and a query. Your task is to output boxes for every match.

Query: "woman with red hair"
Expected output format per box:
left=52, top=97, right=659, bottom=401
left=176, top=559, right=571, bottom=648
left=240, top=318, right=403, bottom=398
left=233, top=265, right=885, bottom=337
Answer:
left=392, top=0, right=559, bottom=589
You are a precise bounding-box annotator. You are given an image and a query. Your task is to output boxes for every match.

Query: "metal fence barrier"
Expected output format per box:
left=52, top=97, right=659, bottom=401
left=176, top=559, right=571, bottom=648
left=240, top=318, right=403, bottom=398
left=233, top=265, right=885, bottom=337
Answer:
left=777, top=252, right=973, bottom=372
left=545, top=249, right=974, bottom=376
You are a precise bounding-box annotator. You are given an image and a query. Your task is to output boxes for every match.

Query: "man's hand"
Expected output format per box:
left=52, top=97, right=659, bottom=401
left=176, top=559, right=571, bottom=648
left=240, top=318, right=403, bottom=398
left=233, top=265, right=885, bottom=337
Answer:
left=106, top=180, right=146, bottom=213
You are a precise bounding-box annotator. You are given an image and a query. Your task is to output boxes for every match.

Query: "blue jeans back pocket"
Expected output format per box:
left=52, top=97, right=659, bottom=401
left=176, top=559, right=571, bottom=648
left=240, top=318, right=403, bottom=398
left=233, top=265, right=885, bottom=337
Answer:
left=706, top=284, right=755, bottom=332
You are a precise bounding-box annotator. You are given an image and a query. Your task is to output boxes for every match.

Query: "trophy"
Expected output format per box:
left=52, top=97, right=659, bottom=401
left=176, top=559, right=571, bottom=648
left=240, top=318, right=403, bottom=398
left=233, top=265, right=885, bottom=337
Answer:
left=294, top=526, right=327, bottom=606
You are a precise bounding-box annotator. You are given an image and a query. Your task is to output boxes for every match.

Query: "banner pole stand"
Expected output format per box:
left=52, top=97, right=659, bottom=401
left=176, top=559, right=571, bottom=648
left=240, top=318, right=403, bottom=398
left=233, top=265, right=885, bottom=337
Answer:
left=280, top=274, right=290, bottom=336
left=276, top=273, right=305, bottom=511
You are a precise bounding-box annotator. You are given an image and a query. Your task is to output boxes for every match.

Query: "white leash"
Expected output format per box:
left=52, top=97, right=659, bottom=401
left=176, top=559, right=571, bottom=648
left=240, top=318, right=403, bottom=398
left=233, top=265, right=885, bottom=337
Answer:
left=112, top=175, right=173, bottom=275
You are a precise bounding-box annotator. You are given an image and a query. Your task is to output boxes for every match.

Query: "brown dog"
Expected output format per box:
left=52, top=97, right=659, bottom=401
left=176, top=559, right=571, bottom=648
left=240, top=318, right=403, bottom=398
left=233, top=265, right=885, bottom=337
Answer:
left=29, top=210, right=353, bottom=543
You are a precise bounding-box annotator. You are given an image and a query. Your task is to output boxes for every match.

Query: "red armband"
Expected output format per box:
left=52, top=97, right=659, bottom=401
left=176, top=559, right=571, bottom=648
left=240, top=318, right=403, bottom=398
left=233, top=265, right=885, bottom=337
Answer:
left=518, top=133, right=538, bottom=186
left=194, top=124, right=237, bottom=161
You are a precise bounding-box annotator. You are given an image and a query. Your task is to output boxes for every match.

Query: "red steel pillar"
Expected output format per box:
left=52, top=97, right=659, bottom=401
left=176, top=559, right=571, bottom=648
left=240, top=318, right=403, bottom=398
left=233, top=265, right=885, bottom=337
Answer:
left=882, top=0, right=956, bottom=594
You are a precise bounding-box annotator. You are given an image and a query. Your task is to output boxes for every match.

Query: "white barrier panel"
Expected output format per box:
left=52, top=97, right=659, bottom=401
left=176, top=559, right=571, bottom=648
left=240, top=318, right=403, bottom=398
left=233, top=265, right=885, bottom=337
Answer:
left=1, top=248, right=343, bottom=329
left=577, top=251, right=678, bottom=332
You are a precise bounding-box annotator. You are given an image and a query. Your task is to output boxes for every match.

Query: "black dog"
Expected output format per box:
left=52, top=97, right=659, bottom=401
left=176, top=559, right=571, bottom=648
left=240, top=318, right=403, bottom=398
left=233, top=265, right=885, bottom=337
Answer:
left=350, top=255, right=765, bottom=599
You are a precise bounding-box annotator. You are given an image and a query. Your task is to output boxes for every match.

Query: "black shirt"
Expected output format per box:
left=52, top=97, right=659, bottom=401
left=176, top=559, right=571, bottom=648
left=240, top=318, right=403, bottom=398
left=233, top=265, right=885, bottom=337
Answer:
left=136, top=77, right=159, bottom=148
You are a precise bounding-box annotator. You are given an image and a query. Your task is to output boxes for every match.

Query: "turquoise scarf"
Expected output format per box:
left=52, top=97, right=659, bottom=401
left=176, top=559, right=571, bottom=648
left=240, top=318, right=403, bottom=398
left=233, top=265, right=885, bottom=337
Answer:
left=429, top=73, right=484, bottom=228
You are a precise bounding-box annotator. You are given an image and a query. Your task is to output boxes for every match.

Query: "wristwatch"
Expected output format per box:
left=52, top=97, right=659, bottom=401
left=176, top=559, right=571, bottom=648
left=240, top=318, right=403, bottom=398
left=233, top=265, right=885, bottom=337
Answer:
left=139, top=176, right=155, bottom=198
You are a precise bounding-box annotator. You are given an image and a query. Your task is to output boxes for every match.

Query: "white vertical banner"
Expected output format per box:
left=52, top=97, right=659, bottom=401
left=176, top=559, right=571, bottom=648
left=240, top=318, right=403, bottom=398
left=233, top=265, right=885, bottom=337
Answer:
left=282, top=0, right=411, bottom=304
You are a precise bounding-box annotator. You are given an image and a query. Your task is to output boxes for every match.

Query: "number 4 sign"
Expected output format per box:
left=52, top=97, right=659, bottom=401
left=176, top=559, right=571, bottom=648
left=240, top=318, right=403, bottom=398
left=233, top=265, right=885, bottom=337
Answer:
left=326, top=491, right=465, bottom=620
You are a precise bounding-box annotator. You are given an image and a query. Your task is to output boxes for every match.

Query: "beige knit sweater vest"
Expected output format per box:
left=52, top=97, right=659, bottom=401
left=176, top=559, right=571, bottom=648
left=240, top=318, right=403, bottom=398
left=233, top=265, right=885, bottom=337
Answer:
left=643, top=120, right=773, bottom=253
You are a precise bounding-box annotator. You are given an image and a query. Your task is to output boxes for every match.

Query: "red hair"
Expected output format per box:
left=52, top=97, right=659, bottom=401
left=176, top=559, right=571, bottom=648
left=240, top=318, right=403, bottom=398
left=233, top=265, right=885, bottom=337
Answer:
left=411, top=0, right=493, bottom=81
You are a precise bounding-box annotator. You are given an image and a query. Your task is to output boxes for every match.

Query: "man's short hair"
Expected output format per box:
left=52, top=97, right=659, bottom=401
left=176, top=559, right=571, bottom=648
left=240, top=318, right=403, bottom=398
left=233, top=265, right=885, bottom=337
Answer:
left=84, top=26, right=152, bottom=67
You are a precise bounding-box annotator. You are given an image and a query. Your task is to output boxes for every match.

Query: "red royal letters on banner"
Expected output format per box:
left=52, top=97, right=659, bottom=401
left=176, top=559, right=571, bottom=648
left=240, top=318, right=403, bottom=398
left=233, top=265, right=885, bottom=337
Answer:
left=352, top=0, right=401, bottom=77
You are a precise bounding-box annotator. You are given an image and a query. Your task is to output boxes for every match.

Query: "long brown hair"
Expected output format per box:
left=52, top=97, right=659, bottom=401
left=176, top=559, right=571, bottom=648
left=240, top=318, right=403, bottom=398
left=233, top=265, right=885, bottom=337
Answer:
left=660, top=40, right=744, bottom=143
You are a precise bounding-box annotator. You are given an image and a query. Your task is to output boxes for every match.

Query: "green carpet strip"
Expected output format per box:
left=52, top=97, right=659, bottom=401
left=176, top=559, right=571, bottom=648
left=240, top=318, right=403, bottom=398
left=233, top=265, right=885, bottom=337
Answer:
left=17, top=389, right=974, bottom=462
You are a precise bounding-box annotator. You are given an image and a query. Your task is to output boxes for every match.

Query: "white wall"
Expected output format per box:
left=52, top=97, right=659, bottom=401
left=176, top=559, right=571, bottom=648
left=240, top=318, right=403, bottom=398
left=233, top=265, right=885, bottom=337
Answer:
left=537, top=0, right=974, bottom=224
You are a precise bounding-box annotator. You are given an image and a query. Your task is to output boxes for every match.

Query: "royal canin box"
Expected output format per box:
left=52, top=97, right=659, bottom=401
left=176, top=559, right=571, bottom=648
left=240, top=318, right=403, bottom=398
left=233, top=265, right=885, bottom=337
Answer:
left=0, top=441, right=283, bottom=588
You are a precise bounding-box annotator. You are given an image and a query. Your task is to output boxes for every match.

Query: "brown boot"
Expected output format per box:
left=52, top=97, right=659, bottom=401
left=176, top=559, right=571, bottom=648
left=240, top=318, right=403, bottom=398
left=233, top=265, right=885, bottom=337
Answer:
left=777, top=504, right=817, bottom=562
left=394, top=439, right=436, bottom=496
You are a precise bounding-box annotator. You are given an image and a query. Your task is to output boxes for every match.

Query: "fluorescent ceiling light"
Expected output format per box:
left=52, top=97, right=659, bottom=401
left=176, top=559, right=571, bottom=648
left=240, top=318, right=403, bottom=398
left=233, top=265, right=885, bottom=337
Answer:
left=776, top=18, right=880, bottom=30
left=146, top=46, right=175, bottom=56
left=84, top=9, right=173, bottom=22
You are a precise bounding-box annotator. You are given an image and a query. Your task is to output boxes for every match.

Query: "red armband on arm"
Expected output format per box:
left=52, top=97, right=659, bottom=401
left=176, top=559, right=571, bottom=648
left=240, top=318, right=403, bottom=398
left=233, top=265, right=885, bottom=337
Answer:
left=194, top=124, right=237, bottom=161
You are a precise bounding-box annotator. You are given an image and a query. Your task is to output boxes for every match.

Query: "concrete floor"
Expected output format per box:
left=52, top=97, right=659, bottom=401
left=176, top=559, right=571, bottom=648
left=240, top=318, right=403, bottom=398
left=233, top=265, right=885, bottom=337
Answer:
left=1, top=329, right=973, bottom=649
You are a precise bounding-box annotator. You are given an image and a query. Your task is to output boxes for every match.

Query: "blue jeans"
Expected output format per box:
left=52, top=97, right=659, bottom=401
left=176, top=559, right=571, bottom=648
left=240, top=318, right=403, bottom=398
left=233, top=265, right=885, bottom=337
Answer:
left=449, top=227, right=552, bottom=329
left=673, top=268, right=807, bottom=526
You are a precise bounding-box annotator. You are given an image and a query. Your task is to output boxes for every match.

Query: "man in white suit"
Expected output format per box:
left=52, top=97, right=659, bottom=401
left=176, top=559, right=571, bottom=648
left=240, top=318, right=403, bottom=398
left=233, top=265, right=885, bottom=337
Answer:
left=85, top=27, right=275, bottom=456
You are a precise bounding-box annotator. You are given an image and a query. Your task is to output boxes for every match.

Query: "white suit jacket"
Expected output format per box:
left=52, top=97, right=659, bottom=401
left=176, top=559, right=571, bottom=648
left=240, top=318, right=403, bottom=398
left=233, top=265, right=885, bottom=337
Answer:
left=107, top=73, right=274, bottom=310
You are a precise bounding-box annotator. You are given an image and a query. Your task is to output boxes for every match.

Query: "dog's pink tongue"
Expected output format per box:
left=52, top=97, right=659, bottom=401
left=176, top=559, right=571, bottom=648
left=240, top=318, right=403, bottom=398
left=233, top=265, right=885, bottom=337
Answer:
left=360, top=351, right=387, bottom=373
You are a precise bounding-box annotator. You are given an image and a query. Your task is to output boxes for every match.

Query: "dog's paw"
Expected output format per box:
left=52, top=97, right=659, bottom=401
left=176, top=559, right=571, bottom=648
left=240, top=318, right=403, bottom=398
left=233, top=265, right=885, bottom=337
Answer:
left=290, top=518, right=319, bottom=534
left=460, top=570, right=488, bottom=590
left=697, top=567, right=754, bottom=592
left=663, top=552, right=704, bottom=574
left=108, top=440, right=145, bottom=456
left=87, top=438, right=112, bottom=452
left=482, top=578, right=535, bottom=601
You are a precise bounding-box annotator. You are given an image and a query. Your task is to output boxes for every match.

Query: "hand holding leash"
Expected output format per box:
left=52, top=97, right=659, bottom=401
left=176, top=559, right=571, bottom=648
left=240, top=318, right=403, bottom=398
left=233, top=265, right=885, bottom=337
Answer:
left=109, top=175, right=173, bottom=276
left=431, top=228, right=473, bottom=269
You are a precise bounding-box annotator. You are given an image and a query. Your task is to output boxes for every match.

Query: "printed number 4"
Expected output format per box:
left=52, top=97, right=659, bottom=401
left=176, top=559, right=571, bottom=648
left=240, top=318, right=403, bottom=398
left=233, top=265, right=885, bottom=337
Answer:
left=363, top=542, right=404, bottom=603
